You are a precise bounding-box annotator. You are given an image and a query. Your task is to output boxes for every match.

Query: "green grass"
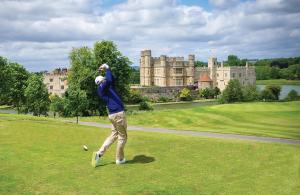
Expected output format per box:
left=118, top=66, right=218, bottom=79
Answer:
left=1, top=114, right=299, bottom=194
left=77, top=101, right=300, bottom=140
left=256, top=79, right=300, bottom=85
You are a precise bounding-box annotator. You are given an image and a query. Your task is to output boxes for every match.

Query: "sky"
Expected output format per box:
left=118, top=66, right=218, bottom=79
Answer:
left=0, top=0, right=300, bottom=72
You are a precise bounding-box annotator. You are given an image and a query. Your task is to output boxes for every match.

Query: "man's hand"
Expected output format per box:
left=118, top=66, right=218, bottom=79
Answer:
left=98, top=63, right=109, bottom=72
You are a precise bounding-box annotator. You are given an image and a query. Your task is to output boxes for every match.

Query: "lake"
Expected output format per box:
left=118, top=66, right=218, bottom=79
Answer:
left=257, top=85, right=300, bottom=100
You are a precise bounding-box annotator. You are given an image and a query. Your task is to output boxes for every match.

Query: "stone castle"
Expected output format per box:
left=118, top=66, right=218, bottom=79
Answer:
left=140, top=50, right=256, bottom=91
left=43, top=68, right=68, bottom=97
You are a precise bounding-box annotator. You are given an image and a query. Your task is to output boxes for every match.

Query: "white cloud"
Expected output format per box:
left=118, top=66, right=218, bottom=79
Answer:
left=0, top=0, right=299, bottom=71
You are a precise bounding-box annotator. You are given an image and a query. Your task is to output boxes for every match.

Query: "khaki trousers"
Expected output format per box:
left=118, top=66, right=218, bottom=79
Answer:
left=98, top=111, right=127, bottom=160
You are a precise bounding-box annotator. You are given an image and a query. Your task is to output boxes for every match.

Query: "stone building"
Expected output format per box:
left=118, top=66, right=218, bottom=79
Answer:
left=43, top=68, right=68, bottom=97
left=140, top=50, right=195, bottom=87
left=140, top=50, right=256, bottom=91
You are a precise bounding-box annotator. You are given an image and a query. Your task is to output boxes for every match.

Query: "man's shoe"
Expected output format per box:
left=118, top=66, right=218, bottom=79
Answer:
left=116, top=158, right=126, bottom=165
left=91, top=152, right=101, bottom=167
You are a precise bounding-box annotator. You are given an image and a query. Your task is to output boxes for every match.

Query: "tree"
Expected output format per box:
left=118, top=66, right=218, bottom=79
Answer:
left=213, top=87, right=221, bottom=98
left=219, top=79, right=243, bottom=103
left=260, top=89, right=276, bottom=101
left=242, top=85, right=260, bottom=102
left=285, top=90, right=298, bottom=101
left=265, top=85, right=281, bottom=100
left=179, top=88, right=192, bottom=101
left=64, top=86, right=89, bottom=123
left=6, top=63, right=30, bottom=113
left=24, top=74, right=50, bottom=116
left=50, top=95, right=64, bottom=118
left=128, top=89, right=143, bottom=104
left=94, top=41, right=132, bottom=102
left=227, top=55, right=240, bottom=66
left=68, top=40, right=132, bottom=116
left=195, top=61, right=207, bottom=67
left=0, top=56, right=10, bottom=104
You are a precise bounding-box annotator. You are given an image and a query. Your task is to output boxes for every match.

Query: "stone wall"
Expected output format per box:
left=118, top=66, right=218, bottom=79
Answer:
left=131, top=86, right=198, bottom=100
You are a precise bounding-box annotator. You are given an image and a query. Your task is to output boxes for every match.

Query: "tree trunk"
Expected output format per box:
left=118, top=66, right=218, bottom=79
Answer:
left=76, top=115, right=79, bottom=124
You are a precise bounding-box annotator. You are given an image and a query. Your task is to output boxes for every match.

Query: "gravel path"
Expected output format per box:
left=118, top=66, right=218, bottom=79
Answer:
left=66, top=121, right=300, bottom=145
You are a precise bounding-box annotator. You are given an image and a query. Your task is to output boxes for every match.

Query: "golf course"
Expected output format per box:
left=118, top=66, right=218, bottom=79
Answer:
left=1, top=101, right=300, bottom=194
left=76, top=101, right=300, bottom=140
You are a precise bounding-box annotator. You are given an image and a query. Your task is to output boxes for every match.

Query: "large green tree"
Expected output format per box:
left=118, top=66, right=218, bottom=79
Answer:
left=24, top=74, right=50, bottom=116
left=0, top=56, right=10, bottom=104
left=68, top=40, right=132, bottom=116
left=219, top=79, right=243, bottom=103
left=49, top=95, right=64, bottom=118
left=64, top=86, right=89, bottom=124
left=6, top=63, right=30, bottom=113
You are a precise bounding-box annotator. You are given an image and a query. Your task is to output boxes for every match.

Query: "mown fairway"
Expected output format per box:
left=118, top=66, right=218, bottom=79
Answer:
left=78, top=101, right=300, bottom=139
left=1, top=114, right=300, bottom=194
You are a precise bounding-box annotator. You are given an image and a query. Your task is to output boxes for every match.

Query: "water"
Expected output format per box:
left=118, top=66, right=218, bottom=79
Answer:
left=257, top=85, right=300, bottom=100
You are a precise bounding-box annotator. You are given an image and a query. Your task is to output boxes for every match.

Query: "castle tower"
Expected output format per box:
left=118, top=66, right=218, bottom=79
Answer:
left=186, top=54, right=195, bottom=85
left=140, top=50, right=152, bottom=86
left=160, top=55, right=167, bottom=86
left=208, top=57, right=217, bottom=87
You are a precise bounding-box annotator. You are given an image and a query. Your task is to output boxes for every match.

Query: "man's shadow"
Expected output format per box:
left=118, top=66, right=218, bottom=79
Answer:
left=98, top=155, right=155, bottom=167
left=126, top=155, right=155, bottom=164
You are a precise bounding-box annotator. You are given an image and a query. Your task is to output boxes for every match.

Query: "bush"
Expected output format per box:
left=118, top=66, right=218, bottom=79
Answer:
left=242, top=85, right=260, bottom=102
left=179, top=88, right=192, bottom=101
left=158, top=96, right=170, bottom=103
left=128, top=90, right=143, bottom=104
left=139, top=100, right=153, bottom=111
left=285, top=90, right=298, bottom=101
left=219, top=79, right=243, bottom=103
left=199, top=88, right=213, bottom=99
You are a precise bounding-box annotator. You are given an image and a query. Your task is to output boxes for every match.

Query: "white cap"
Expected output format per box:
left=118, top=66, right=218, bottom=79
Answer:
left=95, top=76, right=104, bottom=85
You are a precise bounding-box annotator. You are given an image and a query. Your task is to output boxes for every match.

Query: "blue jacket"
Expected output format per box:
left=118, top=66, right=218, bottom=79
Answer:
left=97, top=69, right=124, bottom=115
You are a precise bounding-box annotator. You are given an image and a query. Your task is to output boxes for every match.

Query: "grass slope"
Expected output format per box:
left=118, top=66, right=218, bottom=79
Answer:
left=256, top=79, right=300, bottom=85
left=0, top=114, right=299, bottom=194
left=78, top=101, right=300, bottom=140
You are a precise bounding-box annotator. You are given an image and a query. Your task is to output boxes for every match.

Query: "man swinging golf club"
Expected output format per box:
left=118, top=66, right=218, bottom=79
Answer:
left=92, top=63, right=127, bottom=167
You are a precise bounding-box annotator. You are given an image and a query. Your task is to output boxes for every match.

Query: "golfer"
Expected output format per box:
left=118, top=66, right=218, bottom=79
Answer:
left=94, top=63, right=127, bottom=165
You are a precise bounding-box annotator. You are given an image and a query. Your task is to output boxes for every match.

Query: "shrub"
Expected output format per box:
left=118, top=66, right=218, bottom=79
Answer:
left=285, top=90, right=298, bottom=101
left=179, top=88, right=192, bottom=101
left=139, top=100, right=153, bottom=111
left=242, top=85, right=260, bottom=102
left=199, top=88, right=213, bottom=99
left=158, top=96, right=170, bottom=103
left=128, top=90, right=143, bottom=104
left=219, top=79, right=243, bottom=103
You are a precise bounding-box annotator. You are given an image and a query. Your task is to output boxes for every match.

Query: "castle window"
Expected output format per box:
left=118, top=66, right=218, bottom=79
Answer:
left=217, top=73, right=219, bottom=77
left=232, top=73, right=236, bottom=78
left=225, top=73, right=227, bottom=77
left=175, top=68, right=183, bottom=74
left=50, top=78, right=53, bottom=82
left=175, top=79, right=183, bottom=86
left=239, top=73, right=242, bottom=77
left=50, top=86, right=53, bottom=90
left=61, top=85, right=64, bottom=90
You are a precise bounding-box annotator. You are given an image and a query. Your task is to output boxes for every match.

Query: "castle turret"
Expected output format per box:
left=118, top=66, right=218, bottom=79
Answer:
left=186, top=54, right=195, bottom=85
left=140, top=50, right=152, bottom=86
left=160, top=55, right=167, bottom=86
left=208, top=57, right=217, bottom=87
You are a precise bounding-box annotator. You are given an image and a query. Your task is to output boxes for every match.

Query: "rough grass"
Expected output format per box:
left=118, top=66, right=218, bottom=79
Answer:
left=77, top=101, right=300, bottom=140
left=256, top=79, right=300, bottom=85
left=1, top=114, right=299, bottom=194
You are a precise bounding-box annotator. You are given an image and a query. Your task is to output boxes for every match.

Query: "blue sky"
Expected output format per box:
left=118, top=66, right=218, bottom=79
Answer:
left=0, top=0, right=299, bottom=71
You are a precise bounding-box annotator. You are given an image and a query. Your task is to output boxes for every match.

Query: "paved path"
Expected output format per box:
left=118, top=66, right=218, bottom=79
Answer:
left=66, top=121, right=300, bottom=145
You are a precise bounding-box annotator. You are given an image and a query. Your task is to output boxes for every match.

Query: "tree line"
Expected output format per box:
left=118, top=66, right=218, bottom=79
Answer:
left=0, top=40, right=134, bottom=122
